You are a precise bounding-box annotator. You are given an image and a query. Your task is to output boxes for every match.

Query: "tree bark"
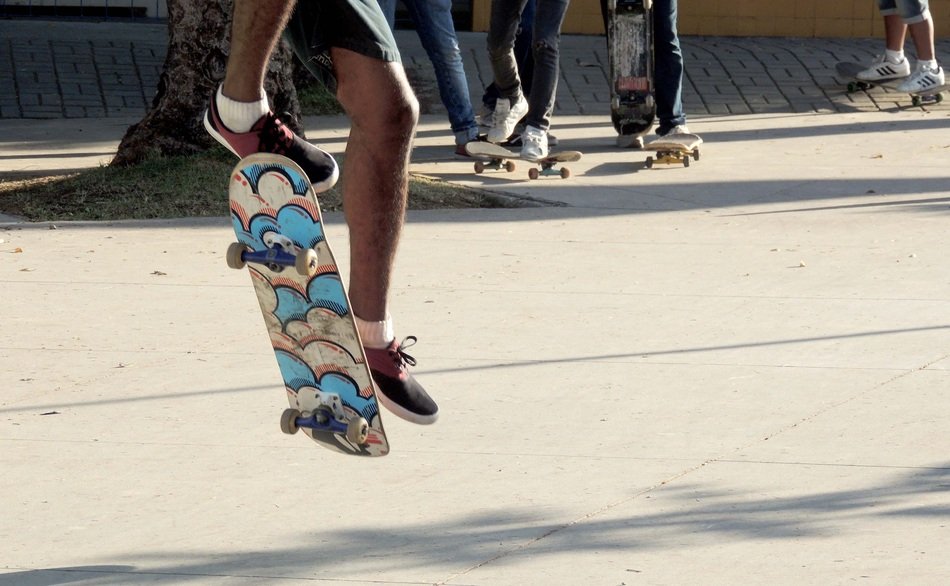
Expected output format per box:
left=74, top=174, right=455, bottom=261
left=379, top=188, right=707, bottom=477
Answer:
left=112, top=0, right=301, bottom=166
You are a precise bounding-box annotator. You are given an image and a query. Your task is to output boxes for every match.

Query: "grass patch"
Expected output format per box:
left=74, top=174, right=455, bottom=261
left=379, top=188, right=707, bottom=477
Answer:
left=0, top=147, right=520, bottom=222
left=297, top=82, right=345, bottom=116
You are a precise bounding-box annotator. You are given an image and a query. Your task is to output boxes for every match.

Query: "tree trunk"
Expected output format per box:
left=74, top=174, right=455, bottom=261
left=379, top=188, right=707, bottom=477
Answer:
left=112, top=0, right=302, bottom=166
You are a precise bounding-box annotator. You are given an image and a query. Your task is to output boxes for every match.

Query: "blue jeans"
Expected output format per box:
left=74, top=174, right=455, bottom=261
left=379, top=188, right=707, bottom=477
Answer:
left=377, top=0, right=478, bottom=144
left=488, top=0, right=570, bottom=131
left=877, top=0, right=930, bottom=24
left=599, top=0, right=686, bottom=132
left=652, top=0, right=686, bottom=131
left=482, top=0, right=535, bottom=108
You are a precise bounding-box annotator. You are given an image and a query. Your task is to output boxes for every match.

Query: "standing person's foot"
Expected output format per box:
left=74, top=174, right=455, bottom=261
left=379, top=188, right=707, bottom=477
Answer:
left=486, top=95, right=528, bottom=144
left=897, top=63, right=945, bottom=93
left=364, top=336, right=439, bottom=425
left=204, top=90, right=339, bottom=192
left=856, top=54, right=911, bottom=81
left=520, top=125, right=549, bottom=161
left=616, top=134, right=645, bottom=148
left=656, top=124, right=690, bottom=138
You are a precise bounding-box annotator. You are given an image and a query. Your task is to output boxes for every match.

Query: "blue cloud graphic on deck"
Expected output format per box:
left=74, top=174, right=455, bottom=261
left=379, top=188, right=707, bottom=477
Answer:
left=243, top=163, right=309, bottom=195
left=231, top=206, right=324, bottom=252
left=273, top=274, right=349, bottom=323
left=276, top=350, right=379, bottom=422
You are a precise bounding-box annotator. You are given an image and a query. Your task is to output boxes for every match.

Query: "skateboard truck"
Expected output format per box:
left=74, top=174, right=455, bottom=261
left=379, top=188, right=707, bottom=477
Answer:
left=280, top=392, right=370, bottom=445
left=226, top=241, right=318, bottom=277
left=473, top=157, right=516, bottom=174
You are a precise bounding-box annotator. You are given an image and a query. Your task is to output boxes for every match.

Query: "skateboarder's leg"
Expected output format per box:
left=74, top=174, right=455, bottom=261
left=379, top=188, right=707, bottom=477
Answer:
left=522, top=0, right=570, bottom=132
left=205, top=0, right=339, bottom=191
left=332, top=48, right=418, bottom=323
left=891, top=1, right=945, bottom=91
left=653, top=0, right=687, bottom=135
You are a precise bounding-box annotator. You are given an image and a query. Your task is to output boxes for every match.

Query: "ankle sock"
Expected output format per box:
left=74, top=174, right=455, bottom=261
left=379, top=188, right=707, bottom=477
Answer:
left=215, top=85, right=269, bottom=133
left=885, top=49, right=905, bottom=64
left=355, top=314, right=394, bottom=349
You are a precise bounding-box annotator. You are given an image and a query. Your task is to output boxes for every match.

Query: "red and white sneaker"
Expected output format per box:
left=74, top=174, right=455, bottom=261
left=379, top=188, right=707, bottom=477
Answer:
left=204, top=95, right=339, bottom=193
left=364, top=336, right=439, bottom=425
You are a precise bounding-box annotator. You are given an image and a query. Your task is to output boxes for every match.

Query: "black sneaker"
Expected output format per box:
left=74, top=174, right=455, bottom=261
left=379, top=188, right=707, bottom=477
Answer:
left=204, top=94, right=339, bottom=192
left=364, top=336, right=438, bottom=425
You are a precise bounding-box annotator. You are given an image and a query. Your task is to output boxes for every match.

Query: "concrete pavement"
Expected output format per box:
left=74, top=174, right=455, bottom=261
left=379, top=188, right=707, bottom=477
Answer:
left=2, top=18, right=950, bottom=586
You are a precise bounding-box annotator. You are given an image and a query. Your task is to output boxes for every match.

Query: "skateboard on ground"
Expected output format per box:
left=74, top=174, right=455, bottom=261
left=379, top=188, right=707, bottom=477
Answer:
left=644, top=133, right=703, bottom=167
left=607, top=0, right=656, bottom=143
left=465, top=141, right=582, bottom=180
left=836, top=61, right=948, bottom=106
left=226, top=153, right=388, bottom=457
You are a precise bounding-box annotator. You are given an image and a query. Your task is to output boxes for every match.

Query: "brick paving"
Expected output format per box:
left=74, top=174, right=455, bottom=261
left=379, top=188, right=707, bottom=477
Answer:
left=1, top=19, right=948, bottom=121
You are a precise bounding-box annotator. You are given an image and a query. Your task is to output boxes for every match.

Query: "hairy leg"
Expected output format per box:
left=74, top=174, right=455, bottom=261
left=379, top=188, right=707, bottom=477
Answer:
left=223, top=0, right=298, bottom=101
left=883, top=13, right=908, bottom=53
left=332, top=48, right=420, bottom=321
left=908, top=18, right=936, bottom=61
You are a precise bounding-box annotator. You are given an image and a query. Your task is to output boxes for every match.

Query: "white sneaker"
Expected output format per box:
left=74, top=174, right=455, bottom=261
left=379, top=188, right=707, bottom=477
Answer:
left=520, top=125, right=548, bottom=161
left=897, top=63, right=946, bottom=93
left=616, top=134, right=644, bottom=148
left=657, top=124, right=690, bottom=138
left=486, top=95, right=528, bottom=144
left=856, top=54, right=911, bottom=81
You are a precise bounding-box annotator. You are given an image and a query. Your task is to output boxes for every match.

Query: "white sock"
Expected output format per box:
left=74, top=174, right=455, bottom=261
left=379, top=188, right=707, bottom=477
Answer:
left=215, top=85, right=269, bottom=133
left=885, top=49, right=905, bottom=64
left=918, top=59, right=938, bottom=71
left=355, top=314, right=394, bottom=349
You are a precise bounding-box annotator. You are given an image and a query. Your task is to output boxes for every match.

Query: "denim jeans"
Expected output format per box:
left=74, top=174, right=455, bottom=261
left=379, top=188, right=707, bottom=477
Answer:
left=599, top=0, right=686, bottom=132
left=877, top=0, right=930, bottom=24
left=482, top=0, right=535, bottom=108
left=488, top=0, right=571, bottom=131
left=376, top=0, right=478, bottom=144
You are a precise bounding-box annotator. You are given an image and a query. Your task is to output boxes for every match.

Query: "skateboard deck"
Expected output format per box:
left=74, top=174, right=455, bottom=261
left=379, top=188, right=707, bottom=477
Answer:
left=607, top=0, right=656, bottom=139
left=644, top=133, right=702, bottom=167
left=227, top=153, right=388, bottom=457
left=465, top=141, right=582, bottom=179
left=836, top=61, right=948, bottom=106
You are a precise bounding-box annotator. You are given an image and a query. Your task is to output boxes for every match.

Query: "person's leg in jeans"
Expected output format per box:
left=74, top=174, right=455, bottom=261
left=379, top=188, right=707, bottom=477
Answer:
left=485, top=0, right=530, bottom=143
left=520, top=0, right=570, bottom=132
left=377, top=0, right=478, bottom=147
left=652, top=0, right=687, bottom=135
left=482, top=0, right=535, bottom=111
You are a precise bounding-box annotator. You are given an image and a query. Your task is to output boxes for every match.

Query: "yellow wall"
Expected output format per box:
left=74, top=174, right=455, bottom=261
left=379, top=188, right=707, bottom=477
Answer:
left=472, top=0, right=950, bottom=38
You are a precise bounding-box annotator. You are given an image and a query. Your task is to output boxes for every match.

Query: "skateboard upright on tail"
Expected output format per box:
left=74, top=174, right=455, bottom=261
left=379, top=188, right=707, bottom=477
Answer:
left=226, top=153, right=388, bottom=457
left=644, top=133, right=703, bottom=167
left=607, top=0, right=656, bottom=144
left=465, top=141, right=582, bottom=179
left=836, top=61, right=948, bottom=106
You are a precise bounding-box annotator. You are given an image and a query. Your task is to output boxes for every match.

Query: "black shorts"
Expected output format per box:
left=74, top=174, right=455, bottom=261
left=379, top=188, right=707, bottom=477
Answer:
left=284, top=0, right=401, bottom=92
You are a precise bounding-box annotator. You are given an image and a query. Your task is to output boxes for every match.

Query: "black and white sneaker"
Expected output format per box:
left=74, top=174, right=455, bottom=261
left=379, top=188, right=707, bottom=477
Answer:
left=364, top=336, right=438, bottom=425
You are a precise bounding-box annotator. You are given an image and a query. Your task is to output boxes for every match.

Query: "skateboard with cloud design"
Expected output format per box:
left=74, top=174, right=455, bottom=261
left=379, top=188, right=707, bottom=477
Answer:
left=226, top=153, right=388, bottom=457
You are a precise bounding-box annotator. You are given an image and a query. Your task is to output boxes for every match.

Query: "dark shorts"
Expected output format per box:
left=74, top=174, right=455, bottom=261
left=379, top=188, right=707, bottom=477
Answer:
left=284, top=0, right=401, bottom=92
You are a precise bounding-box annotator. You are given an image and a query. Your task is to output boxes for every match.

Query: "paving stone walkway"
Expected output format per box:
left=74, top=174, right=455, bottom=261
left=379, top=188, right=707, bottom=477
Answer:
left=1, top=19, right=948, bottom=120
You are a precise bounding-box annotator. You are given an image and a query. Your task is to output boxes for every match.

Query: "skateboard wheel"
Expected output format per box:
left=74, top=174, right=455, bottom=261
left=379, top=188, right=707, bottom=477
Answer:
left=683, top=155, right=690, bottom=168
left=528, top=167, right=539, bottom=180
left=645, top=156, right=654, bottom=168
left=295, top=248, right=318, bottom=277
left=346, top=417, right=370, bottom=445
left=504, top=161, right=516, bottom=173
left=936, top=93, right=945, bottom=104
left=474, top=161, right=485, bottom=174
left=912, top=95, right=922, bottom=107
left=692, top=148, right=701, bottom=161
left=280, top=408, right=301, bottom=435
left=226, top=242, right=248, bottom=270
left=560, top=167, right=571, bottom=179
